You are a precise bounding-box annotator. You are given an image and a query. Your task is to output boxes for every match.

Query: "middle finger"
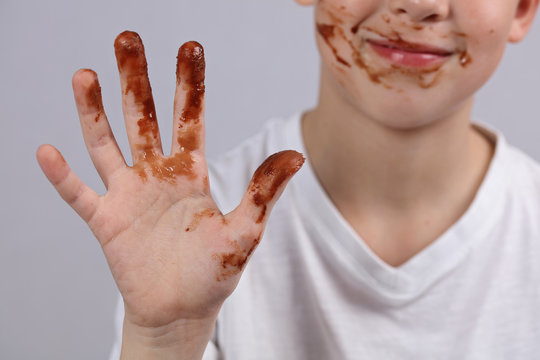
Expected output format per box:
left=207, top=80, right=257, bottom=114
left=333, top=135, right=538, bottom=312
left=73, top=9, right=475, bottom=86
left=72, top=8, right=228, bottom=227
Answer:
left=114, top=31, right=163, bottom=163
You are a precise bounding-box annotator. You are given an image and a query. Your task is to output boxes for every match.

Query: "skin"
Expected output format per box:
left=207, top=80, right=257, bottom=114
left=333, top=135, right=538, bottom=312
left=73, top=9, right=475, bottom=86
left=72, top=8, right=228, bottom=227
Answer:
left=36, top=0, right=538, bottom=358
left=36, top=32, right=304, bottom=359
left=298, top=0, right=538, bottom=266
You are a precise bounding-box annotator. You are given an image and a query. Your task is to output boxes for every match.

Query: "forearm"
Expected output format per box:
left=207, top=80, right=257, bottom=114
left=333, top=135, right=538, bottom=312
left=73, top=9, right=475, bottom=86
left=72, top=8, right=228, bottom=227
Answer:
left=120, top=316, right=217, bottom=360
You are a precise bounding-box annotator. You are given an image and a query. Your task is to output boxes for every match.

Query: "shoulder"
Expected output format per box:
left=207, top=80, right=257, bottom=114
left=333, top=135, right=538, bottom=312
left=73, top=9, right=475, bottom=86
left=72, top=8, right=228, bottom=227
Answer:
left=476, top=121, right=540, bottom=194
left=498, top=132, right=540, bottom=198
left=503, top=144, right=540, bottom=230
left=477, top=122, right=540, bottom=234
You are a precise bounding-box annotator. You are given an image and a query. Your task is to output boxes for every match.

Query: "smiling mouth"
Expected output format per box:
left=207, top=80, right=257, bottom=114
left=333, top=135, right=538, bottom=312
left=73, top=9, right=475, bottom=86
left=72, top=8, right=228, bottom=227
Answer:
left=367, top=39, right=454, bottom=68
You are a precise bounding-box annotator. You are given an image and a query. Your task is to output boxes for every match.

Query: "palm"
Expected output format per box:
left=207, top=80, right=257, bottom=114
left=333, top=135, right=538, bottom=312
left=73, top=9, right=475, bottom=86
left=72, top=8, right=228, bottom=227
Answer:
left=94, top=155, right=244, bottom=327
left=37, top=31, right=304, bottom=329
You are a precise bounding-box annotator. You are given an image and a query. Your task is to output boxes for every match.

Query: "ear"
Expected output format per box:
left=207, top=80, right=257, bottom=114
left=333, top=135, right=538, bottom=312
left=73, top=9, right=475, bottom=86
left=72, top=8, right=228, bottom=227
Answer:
left=508, top=0, right=539, bottom=42
left=295, top=0, right=315, bottom=6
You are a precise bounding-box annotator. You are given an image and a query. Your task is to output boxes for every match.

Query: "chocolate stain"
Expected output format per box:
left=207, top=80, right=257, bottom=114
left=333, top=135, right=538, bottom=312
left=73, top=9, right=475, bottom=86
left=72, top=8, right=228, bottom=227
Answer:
left=114, top=32, right=207, bottom=183
left=452, top=31, right=467, bottom=38
left=390, top=63, right=443, bottom=88
left=82, top=70, right=104, bottom=123
left=322, top=3, right=471, bottom=90
left=203, top=176, right=210, bottom=193
left=178, top=126, right=201, bottom=152
left=331, top=24, right=384, bottom=84
left=114, top=31, right=159, bottom=144
left=363, top=26, right=432, bottom=52
left=132, top=145, right=196, bottom=183
left=317, top=24, right=351, bottom=67
left=325, top=9, right=345, bottom=25
left=350, top=46, right=382, bottom=84
left=214, top=235, right=262, bottom=281
left=177, top=42, right=205, bottom=123
left=351, top=21, right=361, bottom=34
left=185, top=208, right=217, bottom=232
left=459, top=51, right=472, bottom=67
left=248, top=150, right=305, bottom=224
left=326, top=18, right=452, bottom=89
left=320, top=1, right=354, bottom=17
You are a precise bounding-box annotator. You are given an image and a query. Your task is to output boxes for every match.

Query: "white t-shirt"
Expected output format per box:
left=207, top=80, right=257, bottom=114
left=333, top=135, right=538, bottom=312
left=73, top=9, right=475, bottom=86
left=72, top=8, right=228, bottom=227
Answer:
left=110, top=114, right=540, bottom=359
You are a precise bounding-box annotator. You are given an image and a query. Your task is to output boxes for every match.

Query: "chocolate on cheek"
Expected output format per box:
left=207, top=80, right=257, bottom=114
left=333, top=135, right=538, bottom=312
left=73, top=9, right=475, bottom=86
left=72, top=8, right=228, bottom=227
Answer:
left=317, top=20, right=384, bottom=84
left=319, top=9, right=473, bottom=89
left=317, top=23, right=352, bottom=67
left=452, top=32, right=472, bottom=68
left=459, top=51, right=472, bottom=67
left=355, top=26, right=445, bottom=88
left=351, top=20, right=362, bottom=34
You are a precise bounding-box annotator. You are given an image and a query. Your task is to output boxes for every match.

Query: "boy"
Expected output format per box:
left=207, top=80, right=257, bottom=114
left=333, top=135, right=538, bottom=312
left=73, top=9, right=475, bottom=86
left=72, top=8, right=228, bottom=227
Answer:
left=37, top=0, right=540, bottom=358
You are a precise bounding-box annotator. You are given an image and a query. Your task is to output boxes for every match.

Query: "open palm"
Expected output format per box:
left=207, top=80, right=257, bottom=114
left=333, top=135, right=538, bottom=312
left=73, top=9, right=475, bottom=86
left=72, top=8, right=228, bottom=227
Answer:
left=37, top=31, right=304, bottom=330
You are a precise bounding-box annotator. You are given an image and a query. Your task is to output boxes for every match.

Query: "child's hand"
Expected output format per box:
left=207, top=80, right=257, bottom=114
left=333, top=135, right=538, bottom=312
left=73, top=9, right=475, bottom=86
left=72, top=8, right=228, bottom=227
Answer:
left=36, top=31, right=303, bottom=355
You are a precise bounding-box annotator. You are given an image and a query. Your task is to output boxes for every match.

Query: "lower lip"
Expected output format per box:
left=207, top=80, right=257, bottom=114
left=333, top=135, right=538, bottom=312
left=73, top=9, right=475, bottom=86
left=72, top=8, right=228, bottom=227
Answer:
left=368, top=42, right=450, bottom=68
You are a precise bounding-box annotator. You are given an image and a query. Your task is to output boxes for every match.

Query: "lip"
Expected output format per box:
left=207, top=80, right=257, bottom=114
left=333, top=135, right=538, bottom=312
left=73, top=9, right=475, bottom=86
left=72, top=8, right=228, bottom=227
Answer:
left=367, top=39, right=453, bottom=68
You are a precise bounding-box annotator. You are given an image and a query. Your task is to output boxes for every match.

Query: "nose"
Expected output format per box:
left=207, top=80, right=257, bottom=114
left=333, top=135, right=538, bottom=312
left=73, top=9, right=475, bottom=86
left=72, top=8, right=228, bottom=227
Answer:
left=389, top=0, right=450, bottom=22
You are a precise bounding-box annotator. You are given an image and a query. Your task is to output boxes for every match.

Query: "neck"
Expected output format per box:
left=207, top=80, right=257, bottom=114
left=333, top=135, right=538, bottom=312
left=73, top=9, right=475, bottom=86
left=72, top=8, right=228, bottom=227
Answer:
left=303, top=71, right=494, bottom=266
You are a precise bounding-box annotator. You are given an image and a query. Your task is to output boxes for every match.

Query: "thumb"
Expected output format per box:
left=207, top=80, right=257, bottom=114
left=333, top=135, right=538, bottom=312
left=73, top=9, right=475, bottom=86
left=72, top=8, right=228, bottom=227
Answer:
left=229, top=150, right=305, bottom=230
left=215, top=150, right=304, bottom=281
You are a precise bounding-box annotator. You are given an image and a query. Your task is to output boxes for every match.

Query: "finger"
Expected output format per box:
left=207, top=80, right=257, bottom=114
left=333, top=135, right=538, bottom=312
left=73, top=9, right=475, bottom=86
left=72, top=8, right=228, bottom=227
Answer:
left=36, top=144, right=100, bottom=223
left=114, top=31, right=162, bottom=163
left=229, top=150, right=305, bottom=240
left=172, top=41, right=206, bottom=156
left=72, top=69, right=126, bottom=188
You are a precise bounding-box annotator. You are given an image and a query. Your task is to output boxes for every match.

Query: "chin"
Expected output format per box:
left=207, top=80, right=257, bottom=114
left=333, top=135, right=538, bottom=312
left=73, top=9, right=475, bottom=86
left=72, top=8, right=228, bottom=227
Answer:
left=375, top=115, right=436, bottom=131
left=354, top=85, right=473, bottom=132
left=358, top=101, right=460, bottom=132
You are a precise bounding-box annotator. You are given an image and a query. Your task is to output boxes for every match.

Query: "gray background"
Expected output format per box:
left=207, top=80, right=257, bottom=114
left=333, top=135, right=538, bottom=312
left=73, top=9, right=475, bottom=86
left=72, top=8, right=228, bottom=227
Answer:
left=1, top=0, right=538, bottom=359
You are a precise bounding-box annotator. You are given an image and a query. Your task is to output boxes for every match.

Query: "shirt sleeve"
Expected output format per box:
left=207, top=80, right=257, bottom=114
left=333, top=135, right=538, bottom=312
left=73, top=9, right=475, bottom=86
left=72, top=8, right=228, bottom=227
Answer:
left=108, top=295, right=222, bottom=360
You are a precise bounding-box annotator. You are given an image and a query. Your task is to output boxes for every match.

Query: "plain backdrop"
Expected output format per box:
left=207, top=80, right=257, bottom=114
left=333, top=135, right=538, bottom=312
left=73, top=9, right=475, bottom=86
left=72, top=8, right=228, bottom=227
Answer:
left=1, top=1, right=539, bottom=359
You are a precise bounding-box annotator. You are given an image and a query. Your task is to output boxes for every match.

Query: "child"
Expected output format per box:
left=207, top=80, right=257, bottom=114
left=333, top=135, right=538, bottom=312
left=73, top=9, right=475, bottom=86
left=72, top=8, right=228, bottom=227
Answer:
left=37, top=0, right=540, bottom=359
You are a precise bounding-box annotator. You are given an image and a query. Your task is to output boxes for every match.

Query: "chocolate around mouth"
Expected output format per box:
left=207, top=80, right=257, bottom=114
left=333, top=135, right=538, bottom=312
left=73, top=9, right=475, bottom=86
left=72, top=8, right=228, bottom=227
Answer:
left=367, top=39, right=453, bottom=56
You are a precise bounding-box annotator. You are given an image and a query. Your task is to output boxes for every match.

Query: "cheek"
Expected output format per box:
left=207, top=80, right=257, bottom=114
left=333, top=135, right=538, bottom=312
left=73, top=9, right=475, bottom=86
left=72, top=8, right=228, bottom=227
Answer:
left=313, top=4, right=355, bottom=76
left=457, top=1, right=515, bottom=57
left=315, top=0, right=378, bottom=30
left=461, top=17, right=511, bottom=89
left=313, top=2, right=366, bottom=71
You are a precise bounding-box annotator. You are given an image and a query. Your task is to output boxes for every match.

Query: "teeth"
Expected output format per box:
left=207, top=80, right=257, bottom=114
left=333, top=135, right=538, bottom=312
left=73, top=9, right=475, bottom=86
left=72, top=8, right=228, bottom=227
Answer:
left=381, top=43, right=413, bottom=52
left=379, top=42, right=442, bottom=54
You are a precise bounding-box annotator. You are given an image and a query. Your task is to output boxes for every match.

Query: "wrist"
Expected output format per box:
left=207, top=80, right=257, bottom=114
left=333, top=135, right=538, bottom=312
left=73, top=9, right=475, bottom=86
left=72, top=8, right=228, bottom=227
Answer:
left=120, top=315, right=217, bottom=360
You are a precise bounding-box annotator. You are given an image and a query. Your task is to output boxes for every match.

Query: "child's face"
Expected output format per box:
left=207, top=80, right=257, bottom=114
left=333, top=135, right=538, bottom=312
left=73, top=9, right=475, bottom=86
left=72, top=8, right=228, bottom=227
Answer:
left=300, top=0, right=538, bottom=128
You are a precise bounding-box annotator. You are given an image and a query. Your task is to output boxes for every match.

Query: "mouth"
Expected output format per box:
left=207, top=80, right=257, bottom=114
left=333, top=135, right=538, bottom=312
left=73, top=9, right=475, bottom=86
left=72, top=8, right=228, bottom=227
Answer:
left=367, top=39, right=454, bottom=68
